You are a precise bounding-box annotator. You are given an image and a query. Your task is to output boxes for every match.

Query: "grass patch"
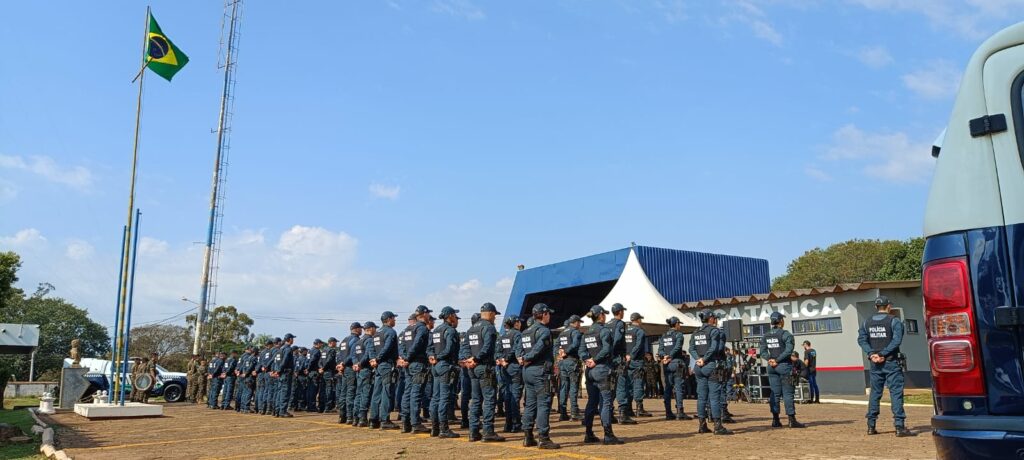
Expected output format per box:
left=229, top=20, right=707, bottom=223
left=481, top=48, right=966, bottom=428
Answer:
left=0, top=398, right=45, bottom=460
left=905, top=393, right=934, bottom=405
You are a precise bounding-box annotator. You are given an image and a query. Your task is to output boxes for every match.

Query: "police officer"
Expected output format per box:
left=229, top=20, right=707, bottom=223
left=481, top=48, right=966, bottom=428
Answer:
left=352, top=322, right=377, bottom=426
left=606, top=303, right=629, bottom=424
left=319, top=337, right=338, bottom=413
left=273, top=333, right=297, bottom=418
left=497, top=315, right=523, bottom=433
left=207, top=352, right=225, bottom=409
left=690, top=310, right=731, bottom=435
left=625, top=312, right=652, bottom=418
left=292, top=347, right=307, bottom=411
left=858, top=296, right=914, bottom=437
left=580, top=305, right=623, bottom=445
left=518, top=303, right=560, bottom=450
left=458, top=313, right=481, bottom=429
left=371, top=311, right=400, bottom=429
left=460, top=303, right=505, bottom=442
left=760, top=312, right=805, bottom=428
left=257, top=339, right=275, bottom=415
left=429, top=306, right=461, bottom=438
left=399, top=305, right=433, bottom=434
left=221, top=350, right=238, bottom=410
left=659, top=317, right=691, bottom=421
left=236, top=346, right=256, bottom=412
left=556, top=315, right=582, bottom=421
left=337, top=322, right=362, bottom=424
left=396, top=313, right=417, bottom=423
left=306, top=339, right=323, bottom=411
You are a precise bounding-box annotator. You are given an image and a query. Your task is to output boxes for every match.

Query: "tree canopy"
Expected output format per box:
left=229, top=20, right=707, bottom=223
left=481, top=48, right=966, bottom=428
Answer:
left=128, top=324, right=192, bottom=372
left=186, top=305, right=254, bottom=355
left=772, top=237, right=924, bottom=291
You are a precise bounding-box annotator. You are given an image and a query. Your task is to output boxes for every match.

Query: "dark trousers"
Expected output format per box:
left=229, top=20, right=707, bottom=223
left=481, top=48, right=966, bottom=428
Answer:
left=557, top=358, right=580, bottom=414
left=867, top=360, right=906, bottom=426
left=695, top=362, right=724, bottom=420
left=430, top=363, right=455, bottom=424
left=583, top=364, right=613, bottom=429
left=208, top=377, right=223, bottom=408
left=221, top=377, right=236, bottom=409
left=767, top=362, right=796, bottom=416
left=522, top=365, right=552, bottom=436
left=402, top=362, right=428, bottom=425
left=276, top=372, right=294, bottom=414
left=470, top=365, right=497, bottom=433
left=371, top=363, right=396, bottom=422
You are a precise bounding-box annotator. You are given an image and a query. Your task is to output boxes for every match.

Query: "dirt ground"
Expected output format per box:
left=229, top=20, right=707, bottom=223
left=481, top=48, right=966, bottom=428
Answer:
left=43, top=400, right=936, bottom=460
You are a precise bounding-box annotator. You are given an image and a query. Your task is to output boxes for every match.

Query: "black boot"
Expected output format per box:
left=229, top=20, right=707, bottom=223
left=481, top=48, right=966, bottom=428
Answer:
left=676, top=410, right=692, bottom=420
left=430, top=423, right=440, bottom=437
left=788, top=415, right=806, bottom=429
left=357, top=418, right=368, bottom=427
left=482, top=431, right=506, bottom=442
left=402, top=419, right=412, bottom=433
left=510, top=421, right=523, bottom=433
left=771, top=415, right=783, bottom=428
left=523, top=429, right=538, bottom=447
left=439, top=422, right=461, bottom=439
left=381, top=420, right=399, bottom=430
left=538, top=434, right=560, bottom=450
left=722, top=414, right=736, bottom=424
left=610, top=414, right=619, bottom=424
left=618, top=408, right=637, bottom=425
left=697, top=418, right=711, bottom=434
left=469, top=430, right=482, bottom=442
left=664, top=405, right=677, bottom=420
left=867, top=423, right=878, bottom=435
left=371, top=419, right=381, bottom=429
left=558, top=408, right=570, bottom=422
left=636, top=402, right=652, bottom=417
left=583, top=427, right=601, bottom=444
left=461, top=419, right=470, bottom=429
left=713, top=419, right=732, bottom=435
left=412, top=423, right=431, bottom=434
left=895, top=426, right=916, bottom=437
left=602, top=426, right=624, bottom=445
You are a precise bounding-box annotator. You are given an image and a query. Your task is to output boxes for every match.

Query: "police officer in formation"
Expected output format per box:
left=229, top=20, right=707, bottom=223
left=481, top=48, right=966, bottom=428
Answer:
left=497, top=315, right=523, bottom=432
left=605, top=303, right=630, bottom=425
left=624, top=312, right=652, bottom=418
left=206, top=351, right=226, bottom=409
left=235, top=345, right=256, bottom=412
left=370, top=312, right=399, bottom=429
left=690, top=309, right=731, bottom=435
left=518, top=303, right=560, bottom=449
left=556, top=315, right=582, bottom=421
left=461, top=302, right=505, bottom=442
left=353, top=321, right=378, bottom=426
left=429, top=306, right=461, bottom=438
left=659, top=316, right=691, bottom=421
left=306, top=340, right=323, bottom=411
left=580, top=305, right=624, bottom=445
left=272, top=333, right=296, bottom=417
left=319, top=337, right=338, bottom=412
left=337, top=322, right=362, bottom=424
left=858, top=295, right=914, bottom=437
left=399, top=305, right=432, bottom=433
left=760, top=311, right=806, bottom=429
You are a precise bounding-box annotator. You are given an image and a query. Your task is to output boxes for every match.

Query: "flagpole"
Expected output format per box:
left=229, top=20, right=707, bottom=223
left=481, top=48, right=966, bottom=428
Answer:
left=113, top=5, right=149, bottom=400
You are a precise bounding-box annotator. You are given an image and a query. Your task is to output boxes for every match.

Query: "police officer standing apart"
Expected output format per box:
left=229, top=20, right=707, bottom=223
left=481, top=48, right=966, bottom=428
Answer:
left=273, top=333, right=296, bottom=418
left=429, top=306, right=461, bottom=438
left=461, top=303, right=505, bottom=442
left=858, top=296, right=914, bottom=437
left=659, top=317, right=691, bottom=421
left=760, top=312, right=806, bottom=429
left=337, top=322, right=363, bottom=424
left=497, top=315, right=523, bottom=433
left=690, top=310, right=731, bottom=435
left=556, top=315, right=583, bottom=421
left=370, top=312, right=399, bottom=429
left=625, top=312, right=652, bottom=418
left=606, top=303, right=630, bottom=424
left=400, top=305, right=433, bottom=434
left=518, top=303, right=560, bottom=450
left=580, top=305, right=623, bottom=445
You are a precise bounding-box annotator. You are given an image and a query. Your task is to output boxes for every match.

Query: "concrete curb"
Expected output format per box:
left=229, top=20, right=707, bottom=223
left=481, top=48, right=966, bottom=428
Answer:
left=820, top=398, right=932, bottom=408
left=29, top=408, right=73, bottom=460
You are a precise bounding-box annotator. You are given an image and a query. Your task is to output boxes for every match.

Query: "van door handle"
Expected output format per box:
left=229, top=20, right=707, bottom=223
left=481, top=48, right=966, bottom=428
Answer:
left=994, top=306, right=1024, bottom=327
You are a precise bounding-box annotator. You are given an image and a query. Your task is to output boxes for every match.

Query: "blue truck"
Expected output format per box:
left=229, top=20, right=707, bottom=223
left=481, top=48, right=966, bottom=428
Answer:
left=924, top=20, right=1024, bottom=459
left=63, top=357, right=188, bottom=403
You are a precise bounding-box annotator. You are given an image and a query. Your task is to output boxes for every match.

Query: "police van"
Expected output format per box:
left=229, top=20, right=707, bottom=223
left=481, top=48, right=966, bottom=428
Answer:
left=924, top=21, right=1024, bottom=459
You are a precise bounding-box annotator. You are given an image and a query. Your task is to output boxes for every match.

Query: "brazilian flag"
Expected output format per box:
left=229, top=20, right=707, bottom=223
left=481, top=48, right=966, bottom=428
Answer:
left=145, top=13, right=188, bottom=81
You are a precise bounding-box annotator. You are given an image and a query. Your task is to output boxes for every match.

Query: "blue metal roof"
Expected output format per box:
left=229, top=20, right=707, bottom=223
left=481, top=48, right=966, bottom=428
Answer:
left=504, top=246, right=769, bottom=319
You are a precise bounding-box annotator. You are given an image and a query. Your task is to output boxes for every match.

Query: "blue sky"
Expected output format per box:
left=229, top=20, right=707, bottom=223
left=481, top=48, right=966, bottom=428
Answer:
left=1, top=0, right=1017, bottom=341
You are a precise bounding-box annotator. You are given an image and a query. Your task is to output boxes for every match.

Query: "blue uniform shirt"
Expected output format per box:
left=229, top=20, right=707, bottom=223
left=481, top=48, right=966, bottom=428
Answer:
left=375, top=325, right=399, bottom=363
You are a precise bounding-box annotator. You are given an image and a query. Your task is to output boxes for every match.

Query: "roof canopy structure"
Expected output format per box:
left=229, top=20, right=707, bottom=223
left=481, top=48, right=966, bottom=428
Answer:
left=505, top=246, right=769, bottom=333
left=0, top=323, right=40, bottom=354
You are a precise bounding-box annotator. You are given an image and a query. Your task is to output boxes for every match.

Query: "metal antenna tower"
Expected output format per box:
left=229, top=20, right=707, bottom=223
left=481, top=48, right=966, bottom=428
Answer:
left=193, top=0, right=243, bottom=355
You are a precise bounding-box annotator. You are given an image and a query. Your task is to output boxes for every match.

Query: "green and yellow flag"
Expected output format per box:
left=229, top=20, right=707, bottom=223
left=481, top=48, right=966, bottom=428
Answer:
left=145, top=13, right=188, bottom=81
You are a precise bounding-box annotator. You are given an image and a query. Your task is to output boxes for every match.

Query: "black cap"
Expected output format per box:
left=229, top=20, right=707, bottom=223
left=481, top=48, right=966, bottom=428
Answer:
left=532, top=303, right=554, bottom=315
left=611, top=303, right=626, bottom=314
left=480, top=302, right=501, bottom=314
left=504, top=315, right=519, bottom=327
left=589, top=305, right=609, bottom=318
left=666, top=316, right=680, bottom=327
left=568, top=314, right=582, bottom=324
left=313, top=339, right=323, bottom=345
left=770, top=311, right=785, bottom=324
left=350, top=322, right=363, bottom=330
left=274, top=337, right=283, bottom=343
left=328, top=337, right=338, bottom=343
left=698, top=309, right=714, bottom=322
left=563, top=319, right=571, bottom=327
left=265, top=339, right=274, bottom=345
left=471, top=313, right=481, bottom=324
left=414, top=305, right=433, bottom=315
left=363, top=321, right=378, bottom=329
left=408, top=312, right=419, bottom=321
left=439, top=306, right=460, bottom=319
left=426, top=314, right=436, bottom=322
left=875, top=295, right=892, bottom=307
left=630, top=312, right=644, bottom=322
left=381, top=311, right=397, bottom=321
left=284, top=333, right=296, bottom=340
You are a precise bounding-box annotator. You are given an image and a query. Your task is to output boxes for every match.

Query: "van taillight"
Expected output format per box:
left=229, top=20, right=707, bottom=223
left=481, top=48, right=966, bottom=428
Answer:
left=923, top=257, right=986, bottom=396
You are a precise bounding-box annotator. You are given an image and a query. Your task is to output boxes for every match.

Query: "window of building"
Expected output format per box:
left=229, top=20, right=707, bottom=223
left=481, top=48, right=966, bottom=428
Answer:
left=742, top=323, right=770, bottom=338
left=905, top=319, right=919, bottom=334
left=792, top=317, right=842, bottom=334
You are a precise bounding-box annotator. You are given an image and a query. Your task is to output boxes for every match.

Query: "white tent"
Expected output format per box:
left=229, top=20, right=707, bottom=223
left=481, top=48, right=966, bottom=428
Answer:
left=581, top=249, right=701, bottom=333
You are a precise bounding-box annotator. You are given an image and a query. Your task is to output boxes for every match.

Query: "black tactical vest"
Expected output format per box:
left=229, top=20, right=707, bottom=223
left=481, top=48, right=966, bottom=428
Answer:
left=764, top=328, right=785, bottom=360
left=558, top=329, right=572, bottom=352
left=353, top=337, right=367, bottom=362
left=468, top=323, right=484, bottom=357
left=520, top=326, right=536, bottom=352
left=499, top=330, right=515, bottom=355
left=372, top=332, right=383, bottom=350
left=866, top=315, right=895, bottom=354
left=432, top=327, right=445, bottom=356
left=607, top=319, right=626, bottom=356
left=691, top=327, right=711, bottom=357
left=584, top=324, right=603, bottom=357
left=401, top=325, right=415, bottom=355
left=660, top=332, right=675, bottom=357
left=338, top=340, right=350, bottom=363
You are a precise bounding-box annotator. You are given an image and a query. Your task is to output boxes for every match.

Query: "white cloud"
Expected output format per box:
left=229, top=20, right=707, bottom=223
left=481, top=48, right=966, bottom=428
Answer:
left=138, top=237, right=169, bottom=256
left=824, top=124, right=935, bottom=183
left=849, top=0, right=1024, bottom=40
left=65, top=239, right=94, bottom=260
left=804, top=166, right=832, bottom=182
left=0, top=180, right=16, bottom=203
left=749, top=19, right=783, bottom=46
left=277, top=225, right=357, bottom=261
left=431, top=0, right=485, bottom=20
left=902, top=60, right=962, bottom=99
left=369, top=183, right=401, bottom=200
left=856, top=46, right=894, bottom=68
left=0, top=154, right=93, bottom=189
left=0, top=228, right=47, bottom=247
left=423, top=277, right=514, bottom=311
left=719, top=1, right=785, bottom=47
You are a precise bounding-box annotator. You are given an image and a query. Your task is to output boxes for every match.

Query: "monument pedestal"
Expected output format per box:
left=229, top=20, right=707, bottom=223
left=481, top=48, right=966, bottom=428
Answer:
left=74, top=402, right=162, bottom=419
left=58, top=367, right=90, bottom=409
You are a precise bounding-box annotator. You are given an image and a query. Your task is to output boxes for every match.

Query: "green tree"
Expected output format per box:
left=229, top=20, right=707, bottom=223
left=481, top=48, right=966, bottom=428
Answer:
left=186, top=305, right=254, bottom=355
left=128, top=324, right=191, bottom=372
left=0, top=251, right=22, bottom=310
left=772, top=238, right=919, bottom=290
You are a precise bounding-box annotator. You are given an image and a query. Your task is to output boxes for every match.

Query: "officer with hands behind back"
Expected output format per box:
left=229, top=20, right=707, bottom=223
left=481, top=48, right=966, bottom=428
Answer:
left=858, top=295, right=915, bottom=437
left=760, top=312, right=806, bottom=429
left=690, top=309, right=732, bottom=436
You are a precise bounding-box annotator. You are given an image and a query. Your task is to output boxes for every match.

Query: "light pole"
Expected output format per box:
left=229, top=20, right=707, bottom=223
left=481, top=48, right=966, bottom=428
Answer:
left=182, top=297, right=205, bottom=354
